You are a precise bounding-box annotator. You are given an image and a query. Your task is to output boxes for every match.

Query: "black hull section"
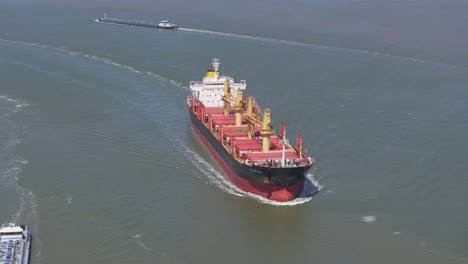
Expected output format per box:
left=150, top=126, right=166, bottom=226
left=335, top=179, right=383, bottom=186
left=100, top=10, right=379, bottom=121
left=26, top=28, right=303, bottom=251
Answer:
left=189, top=109, right=311, bottom=187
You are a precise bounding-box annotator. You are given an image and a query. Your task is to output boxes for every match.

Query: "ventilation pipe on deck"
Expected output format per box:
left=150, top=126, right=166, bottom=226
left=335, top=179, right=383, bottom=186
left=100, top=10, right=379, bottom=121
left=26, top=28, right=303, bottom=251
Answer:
left=223, top=78, right=232, bottom=116
left=262, top=108, right=273, bottom=152
left=247, top=96, right=253, bottom=117
left=235, top=89, right=243, bottom=126
left=296, top=134, right=303, bottom=158
left=247, top=96, right=255, bottom=139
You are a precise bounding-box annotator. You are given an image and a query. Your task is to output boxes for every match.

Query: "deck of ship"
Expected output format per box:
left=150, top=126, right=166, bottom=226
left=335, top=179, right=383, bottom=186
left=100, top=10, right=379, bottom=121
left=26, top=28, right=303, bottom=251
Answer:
left=0, top=239, right=28, bottom=264
left=0, top=225, right=30, bottom=264
left=204, top=106, right=300, bottom=164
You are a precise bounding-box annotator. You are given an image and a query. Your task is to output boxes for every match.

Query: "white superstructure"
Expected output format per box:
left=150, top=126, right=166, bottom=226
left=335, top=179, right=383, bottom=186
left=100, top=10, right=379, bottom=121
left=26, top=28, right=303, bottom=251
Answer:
left=158, top=20, right=178, bottom=29
left=0, top=224, right=31, bottom=264
left=189, top=58, right=246, bottom=107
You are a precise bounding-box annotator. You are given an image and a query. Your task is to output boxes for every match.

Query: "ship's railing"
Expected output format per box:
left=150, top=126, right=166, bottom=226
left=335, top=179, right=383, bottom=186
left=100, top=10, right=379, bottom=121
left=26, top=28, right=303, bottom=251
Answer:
left=243, top=157, right=314, bottom=168
left=222, top=141, right=232, bottom=153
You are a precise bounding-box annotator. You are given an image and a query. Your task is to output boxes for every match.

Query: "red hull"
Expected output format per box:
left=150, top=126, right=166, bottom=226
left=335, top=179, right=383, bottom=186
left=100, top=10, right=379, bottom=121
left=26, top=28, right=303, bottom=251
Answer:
left=192, top=123, right=304, bottom=202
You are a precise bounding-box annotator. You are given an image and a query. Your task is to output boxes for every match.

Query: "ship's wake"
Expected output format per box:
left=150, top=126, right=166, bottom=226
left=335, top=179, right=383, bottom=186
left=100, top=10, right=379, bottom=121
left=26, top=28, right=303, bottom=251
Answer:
left=178, top=28, right=467, bottom=72
left=0, top=95, right=38, bottom=227
left=0, top=38, right=189, bottom=91
left=153, top=112, right=323, bottom=205
left=0, top=37, right=324, bottom=205
left=183, top=147, right=323, bottom=206
left=179, top=28, right=313, bottom=49
left=92, top=19, right=465, bottom=71
left=132, top=234, right=152, bottom=251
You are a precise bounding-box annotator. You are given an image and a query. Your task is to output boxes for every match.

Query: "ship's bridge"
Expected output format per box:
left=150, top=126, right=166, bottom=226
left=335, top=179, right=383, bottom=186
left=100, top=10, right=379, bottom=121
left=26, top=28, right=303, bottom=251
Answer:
left=189, top=58, right=246, bottom=107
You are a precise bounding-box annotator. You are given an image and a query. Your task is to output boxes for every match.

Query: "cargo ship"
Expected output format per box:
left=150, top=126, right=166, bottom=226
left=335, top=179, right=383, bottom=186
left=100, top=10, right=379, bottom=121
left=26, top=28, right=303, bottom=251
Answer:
left=0, top=224, right=31, bottom=264
left=187, top=58, right=315, bottom=201
left=96, top=14, right=178, bottom=29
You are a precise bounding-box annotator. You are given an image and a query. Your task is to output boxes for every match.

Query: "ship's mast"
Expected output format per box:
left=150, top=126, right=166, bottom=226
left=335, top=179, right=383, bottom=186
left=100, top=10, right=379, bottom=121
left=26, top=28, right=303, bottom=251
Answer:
left=282, top=126, right=287, bottom=167
left=212, top=58, right=220, bottom=79
left=262, top=109, right=272, bottom=152
left=296, top=134, right=303, bottom=158
left=235, top=89, right=243, bottom=126
left=222, top=77, right=243, bottom=126
left=247, top=97, right=255, bottom=139
left=223, top=78, right=232, bottom=116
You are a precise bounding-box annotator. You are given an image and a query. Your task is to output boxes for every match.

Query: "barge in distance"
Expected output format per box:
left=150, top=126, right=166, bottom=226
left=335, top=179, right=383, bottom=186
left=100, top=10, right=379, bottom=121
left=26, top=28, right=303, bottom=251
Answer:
left=0, top=224, right=31, bottom=264
left=187, top=58, right=316, bottom=202
left=96, top=13, right=178, bottom=29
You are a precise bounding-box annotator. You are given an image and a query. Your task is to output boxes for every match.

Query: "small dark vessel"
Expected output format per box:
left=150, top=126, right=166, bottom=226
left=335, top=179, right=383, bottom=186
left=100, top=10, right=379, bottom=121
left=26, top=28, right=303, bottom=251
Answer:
left=96, top=14, right=178, bottom=30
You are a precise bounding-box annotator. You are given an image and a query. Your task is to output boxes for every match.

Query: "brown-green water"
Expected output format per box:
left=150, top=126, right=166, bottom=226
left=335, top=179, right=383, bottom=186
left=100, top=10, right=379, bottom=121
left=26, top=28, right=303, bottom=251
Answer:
left=1, top=1, right=467, bottom=263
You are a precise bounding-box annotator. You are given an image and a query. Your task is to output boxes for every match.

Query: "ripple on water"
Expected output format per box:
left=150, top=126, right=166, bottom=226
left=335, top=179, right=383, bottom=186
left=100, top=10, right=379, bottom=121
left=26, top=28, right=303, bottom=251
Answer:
left=361, top=215, right=377, bottom=223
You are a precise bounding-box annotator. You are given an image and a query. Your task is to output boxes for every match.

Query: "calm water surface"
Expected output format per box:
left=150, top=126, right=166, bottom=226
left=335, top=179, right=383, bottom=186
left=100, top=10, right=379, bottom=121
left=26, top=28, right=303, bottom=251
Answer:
left=1, top=0, right=467, bottom=263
